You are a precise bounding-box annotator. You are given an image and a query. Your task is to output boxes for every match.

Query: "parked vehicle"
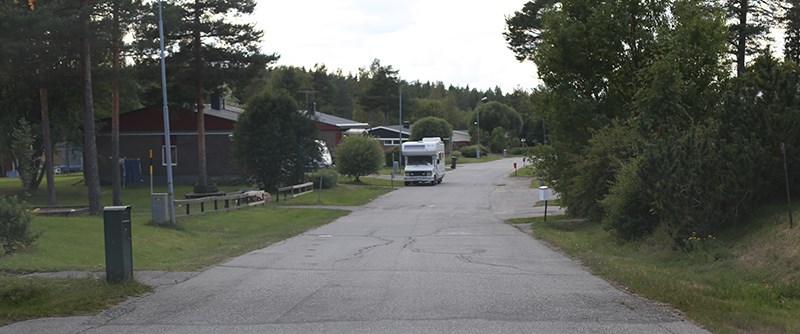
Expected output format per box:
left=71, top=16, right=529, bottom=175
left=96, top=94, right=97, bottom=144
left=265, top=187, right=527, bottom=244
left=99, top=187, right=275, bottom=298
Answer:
left=314, top=140, right=333, bottom=167
left=402, top=137, right=445, bottom=186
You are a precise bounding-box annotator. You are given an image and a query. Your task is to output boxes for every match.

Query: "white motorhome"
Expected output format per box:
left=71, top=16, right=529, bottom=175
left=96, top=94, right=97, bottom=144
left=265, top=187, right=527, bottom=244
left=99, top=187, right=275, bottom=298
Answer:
left=402, top=137, right=446, bottom=186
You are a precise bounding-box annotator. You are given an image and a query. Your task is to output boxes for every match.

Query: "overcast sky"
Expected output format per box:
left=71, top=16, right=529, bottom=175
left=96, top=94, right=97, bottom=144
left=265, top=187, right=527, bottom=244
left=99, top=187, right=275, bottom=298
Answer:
left=254, top=0, right=540, bottom=93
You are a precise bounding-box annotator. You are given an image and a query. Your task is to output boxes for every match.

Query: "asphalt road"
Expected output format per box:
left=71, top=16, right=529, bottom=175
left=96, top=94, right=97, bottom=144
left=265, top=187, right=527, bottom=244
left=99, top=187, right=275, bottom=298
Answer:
left=2, top=158, right=708, bottom=334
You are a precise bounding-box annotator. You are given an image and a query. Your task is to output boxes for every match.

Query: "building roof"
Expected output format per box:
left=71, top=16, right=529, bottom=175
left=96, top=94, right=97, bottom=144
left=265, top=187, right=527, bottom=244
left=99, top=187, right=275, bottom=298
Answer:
left=312, top=111, right=370, bottom=129
left=368, top=125, right=412, bottom=136
left=204, top=104, right=244, bottom=122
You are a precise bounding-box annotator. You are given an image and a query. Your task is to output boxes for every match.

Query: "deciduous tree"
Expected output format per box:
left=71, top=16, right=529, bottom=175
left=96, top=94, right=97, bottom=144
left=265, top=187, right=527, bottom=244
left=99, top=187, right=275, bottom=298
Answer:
left=335, top=136, right=383, bottom=183
left=232, top=92, right=318, bottom=193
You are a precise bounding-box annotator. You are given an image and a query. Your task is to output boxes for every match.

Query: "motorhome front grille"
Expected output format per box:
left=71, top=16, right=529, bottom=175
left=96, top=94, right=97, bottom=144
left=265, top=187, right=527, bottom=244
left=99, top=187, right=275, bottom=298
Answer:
left=407, top=171, right=428, bottom=176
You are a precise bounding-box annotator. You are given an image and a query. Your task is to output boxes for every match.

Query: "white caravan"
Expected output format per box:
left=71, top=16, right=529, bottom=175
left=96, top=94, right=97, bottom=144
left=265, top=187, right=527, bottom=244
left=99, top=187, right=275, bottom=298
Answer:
left=402, top=137, right=446, bottom=186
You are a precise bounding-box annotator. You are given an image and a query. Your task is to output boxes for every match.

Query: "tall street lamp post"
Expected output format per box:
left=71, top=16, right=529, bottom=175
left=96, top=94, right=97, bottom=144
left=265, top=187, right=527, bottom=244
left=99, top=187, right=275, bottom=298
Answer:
left=158, top=0, right=176, bottom=225
left=476, top=96, right=488, bottom=158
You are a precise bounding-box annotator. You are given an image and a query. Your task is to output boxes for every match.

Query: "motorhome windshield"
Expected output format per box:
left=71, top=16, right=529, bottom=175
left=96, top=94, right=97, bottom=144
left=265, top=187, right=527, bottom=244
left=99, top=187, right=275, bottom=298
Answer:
left=407, top=156, right=432, bottom=166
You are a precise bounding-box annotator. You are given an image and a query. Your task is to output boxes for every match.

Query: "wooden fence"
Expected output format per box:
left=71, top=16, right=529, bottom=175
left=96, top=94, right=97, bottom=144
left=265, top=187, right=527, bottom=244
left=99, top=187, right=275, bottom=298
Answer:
left=174, top=190, right=269, bottom=218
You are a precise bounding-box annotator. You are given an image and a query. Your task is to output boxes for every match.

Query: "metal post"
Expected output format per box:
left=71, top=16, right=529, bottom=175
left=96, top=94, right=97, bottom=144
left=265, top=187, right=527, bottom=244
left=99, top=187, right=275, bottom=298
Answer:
left=476, top=108, right=481, bottom=159
left=158, top=0, right=176, bottom=225
left=544, top=200, right=548, bottom=223
left=318, top=172, right=323, bottom=203
left=398, top=85, right=403, bottom=169
left=149, top=148, right=153, bottom=195
left=782, top=143, right=794, bottom=228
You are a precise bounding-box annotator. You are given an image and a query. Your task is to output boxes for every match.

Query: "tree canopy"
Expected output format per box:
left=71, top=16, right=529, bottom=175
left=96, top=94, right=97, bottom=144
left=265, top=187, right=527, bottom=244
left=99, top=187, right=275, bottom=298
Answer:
left=335, top=136, right=384, bottom=182
left=232, top=91, right=319, bottom=192
left=410, top=117, right=453, bottom=141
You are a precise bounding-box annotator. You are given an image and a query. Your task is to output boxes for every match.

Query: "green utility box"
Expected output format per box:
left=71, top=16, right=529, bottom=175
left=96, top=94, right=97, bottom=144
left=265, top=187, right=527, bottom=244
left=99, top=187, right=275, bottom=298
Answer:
left=103, top=206, right=133, bottom=283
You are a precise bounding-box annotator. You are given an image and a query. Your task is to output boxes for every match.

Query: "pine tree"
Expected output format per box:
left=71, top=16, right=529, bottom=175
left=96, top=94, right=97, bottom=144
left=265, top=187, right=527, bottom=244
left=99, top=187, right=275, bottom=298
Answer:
left=724, top=0, right=779, bottom=75
left=784, top=0, right=800, bottom=63
left=137, top=0, right=276, bottom=193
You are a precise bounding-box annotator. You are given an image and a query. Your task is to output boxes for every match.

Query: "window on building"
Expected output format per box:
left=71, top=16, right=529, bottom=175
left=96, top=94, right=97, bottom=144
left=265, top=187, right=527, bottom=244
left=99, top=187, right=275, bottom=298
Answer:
left=161, top=145, right=177, bottom=166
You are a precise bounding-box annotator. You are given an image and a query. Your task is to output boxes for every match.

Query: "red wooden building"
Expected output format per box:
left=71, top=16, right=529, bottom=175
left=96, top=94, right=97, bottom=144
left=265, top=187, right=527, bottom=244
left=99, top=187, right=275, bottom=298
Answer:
left=97, top=103, right=369, bottom=184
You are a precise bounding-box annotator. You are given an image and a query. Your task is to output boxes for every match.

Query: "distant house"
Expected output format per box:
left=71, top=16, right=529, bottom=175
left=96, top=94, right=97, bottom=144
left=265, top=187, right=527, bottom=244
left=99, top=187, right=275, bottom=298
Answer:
left=369, top=126, right=471, bottom=153
left=313, top=111, right=370, bottom=155
left=368, top=125, right=411, bottom=150
left=97, top=100, right=369, bottom=184
left=451, top=130, right=471, bottom=150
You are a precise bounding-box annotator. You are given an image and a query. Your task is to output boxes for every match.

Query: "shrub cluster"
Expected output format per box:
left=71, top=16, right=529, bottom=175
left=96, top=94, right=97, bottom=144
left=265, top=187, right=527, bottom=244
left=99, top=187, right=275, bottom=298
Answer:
left=384, top=146, right=400, bottom=167
left=459, top=145, right=489, bottom=158
left=0, top=196, right=38, bottom=255
left=306, top=169, right=339, bottom=189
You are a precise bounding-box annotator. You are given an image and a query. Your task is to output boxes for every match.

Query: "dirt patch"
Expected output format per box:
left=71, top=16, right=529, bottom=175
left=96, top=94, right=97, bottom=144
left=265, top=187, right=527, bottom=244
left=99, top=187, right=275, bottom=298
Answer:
left=30, top=206, right=90, bottom=216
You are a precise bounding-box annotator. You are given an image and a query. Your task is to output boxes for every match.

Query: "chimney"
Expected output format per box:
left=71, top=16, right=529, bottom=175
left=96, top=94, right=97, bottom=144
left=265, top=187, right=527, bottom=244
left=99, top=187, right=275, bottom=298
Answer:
left=211, top=95, right=221, bottom=110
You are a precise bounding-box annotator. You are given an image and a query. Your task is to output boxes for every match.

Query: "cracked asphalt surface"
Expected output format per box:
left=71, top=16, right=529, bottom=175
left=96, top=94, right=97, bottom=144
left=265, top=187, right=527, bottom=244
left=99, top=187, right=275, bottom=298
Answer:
left=1, top=158, right=708, bottom=334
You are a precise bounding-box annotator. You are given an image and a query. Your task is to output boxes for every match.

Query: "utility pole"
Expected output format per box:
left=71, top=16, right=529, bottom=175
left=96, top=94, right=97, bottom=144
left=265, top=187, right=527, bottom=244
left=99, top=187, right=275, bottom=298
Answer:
left=299, top=90, right=318, bottom=112
left=398, top=85, right=403, bottom=168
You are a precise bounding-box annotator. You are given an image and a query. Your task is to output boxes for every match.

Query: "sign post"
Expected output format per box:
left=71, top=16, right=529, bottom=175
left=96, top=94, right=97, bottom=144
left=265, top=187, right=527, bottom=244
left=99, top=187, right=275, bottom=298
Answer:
left=539, top=186, right=549, bottom=223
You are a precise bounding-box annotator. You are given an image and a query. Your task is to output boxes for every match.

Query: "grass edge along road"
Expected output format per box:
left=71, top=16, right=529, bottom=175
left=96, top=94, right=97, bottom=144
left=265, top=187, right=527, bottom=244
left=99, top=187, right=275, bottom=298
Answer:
left=510, top=205, right=800, bottom=334
left=0, top=206, right=349, bottom=326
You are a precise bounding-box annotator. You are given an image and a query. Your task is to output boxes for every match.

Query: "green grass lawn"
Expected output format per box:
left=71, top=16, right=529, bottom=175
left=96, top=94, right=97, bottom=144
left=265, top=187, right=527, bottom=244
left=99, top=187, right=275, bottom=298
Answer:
left=0, top=206, right=348, bottom=272
left=0, top=275, right=151, bottom=326
left=450, top=153, right=502, bottom=164
left=516, top=207, right=800, bottom=334
left=276, top=177, right=395, bottom=206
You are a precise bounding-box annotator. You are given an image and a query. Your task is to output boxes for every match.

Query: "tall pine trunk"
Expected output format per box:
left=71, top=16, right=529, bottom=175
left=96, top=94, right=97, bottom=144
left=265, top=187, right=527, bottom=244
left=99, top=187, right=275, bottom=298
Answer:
left=111, top=0, right=122, bottom=205
left=40, top=87, right=56, bottom=206
left=193, top=6, right=209, bottom=192
left=81, top=0, right=102, bottom=214
left=736, top=0, right=747, bottom=75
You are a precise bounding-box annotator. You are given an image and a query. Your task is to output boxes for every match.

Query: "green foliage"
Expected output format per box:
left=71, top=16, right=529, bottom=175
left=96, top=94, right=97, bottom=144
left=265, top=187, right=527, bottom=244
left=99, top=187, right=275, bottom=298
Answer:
left=724, top=0, right=777, bottom=74
left=786, top=0, right=800, bottom=64
left=232, top=91, right=319, bottom=192
left=510, top=147, right=531, bottom=155
left=566, top=122, right=642, bottom=223
left=529, top=212, right=800, bottom=334
left=0, top=275, right=151, bottom=327
left=9, top=119, right=36, bottom=194
left=488, top=127, right=509, bottom=153
left=459, top=145, right=489, bottom=158
left=410, top=116, right=453, bottom=141
left=306, top=170, right=338, bottom=189
left=0, top=196, right=37, bottom=255
left=383, top=146, right=400, bottom=167
left=468, top=101, right=522, bottom=147
left=335, top=136, right=384, bottom=182
left=600, top=158, right=656, bottom=240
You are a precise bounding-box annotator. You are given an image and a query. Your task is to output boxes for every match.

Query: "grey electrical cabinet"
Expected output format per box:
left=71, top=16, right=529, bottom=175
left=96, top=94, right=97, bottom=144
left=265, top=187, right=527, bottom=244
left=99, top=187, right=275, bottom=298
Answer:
left=103, top=206, right=133, bottom=283
left=151, top=193, right=168, bottom=224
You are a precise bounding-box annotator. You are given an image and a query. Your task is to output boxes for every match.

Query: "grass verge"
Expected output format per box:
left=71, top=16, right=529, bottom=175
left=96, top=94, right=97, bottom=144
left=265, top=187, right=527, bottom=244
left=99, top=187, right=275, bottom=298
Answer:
left=515, top=209, right=800, bottom=334
left=449, top=153, right=502, bottom=164
left=0, top=275, right=152, bottom=327
left=0, top=206, right=348, bottom=272
left=277, top=178, right=394, bottom=206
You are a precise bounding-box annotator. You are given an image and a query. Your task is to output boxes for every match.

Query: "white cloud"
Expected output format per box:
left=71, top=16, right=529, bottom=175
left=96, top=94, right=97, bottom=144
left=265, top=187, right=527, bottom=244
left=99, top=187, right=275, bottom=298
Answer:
left=254, top=0, right=539, bottom=92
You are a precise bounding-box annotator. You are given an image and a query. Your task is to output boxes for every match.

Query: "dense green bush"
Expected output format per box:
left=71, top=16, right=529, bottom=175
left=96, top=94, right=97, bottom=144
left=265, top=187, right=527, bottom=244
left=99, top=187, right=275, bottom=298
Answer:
left=459, top=145, right=489, bottom=158
left=306, top=170, right=339, bottom=189
left=384, top=146, right=400, bottom=167
left=600, top=158, right=656, bottom=240
left=510, top=147, right=531, bottom=155
left=565, top=122, right=642, bottom=223
left=489, top=127, right=508, bottom=153
left=0, top=196, right=38, bottom=255
left=336, top=136, right=384, bottom=182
